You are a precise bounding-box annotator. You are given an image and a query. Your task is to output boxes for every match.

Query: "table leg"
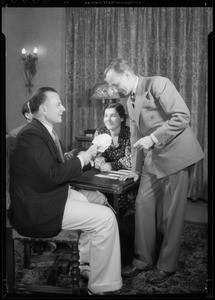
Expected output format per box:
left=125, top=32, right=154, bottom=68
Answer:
left=113, top=193, right=119, bottom=221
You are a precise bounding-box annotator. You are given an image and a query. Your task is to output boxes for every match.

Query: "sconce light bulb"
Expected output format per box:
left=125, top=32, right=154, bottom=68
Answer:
left=22, top=48, right=26, bottom=55
left=33, top=47, right=38, bottom=54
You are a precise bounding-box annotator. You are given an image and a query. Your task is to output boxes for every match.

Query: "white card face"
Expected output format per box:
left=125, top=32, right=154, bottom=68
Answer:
left=95, top=174, right=119, bottom=180
left=94, top=169, right=131, bottom=180
left=109, top=170, right=131, bottom=175
left=118, top=169, right=131, bottom=174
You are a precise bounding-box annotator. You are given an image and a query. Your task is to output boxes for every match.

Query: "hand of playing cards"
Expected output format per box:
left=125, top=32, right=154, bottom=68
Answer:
left=88, top=134, right=112, bottom=157
left=88, top=133, right=112, bottom=166
left=92, top=133, right=112, bottom=153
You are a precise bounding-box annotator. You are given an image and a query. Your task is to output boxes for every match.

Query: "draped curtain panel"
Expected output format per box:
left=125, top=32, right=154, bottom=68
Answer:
left=64, top=7, right=212, bottom=201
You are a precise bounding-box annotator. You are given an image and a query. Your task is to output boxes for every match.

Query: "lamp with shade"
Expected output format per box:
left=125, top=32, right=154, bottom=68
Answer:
left=91, top=83, right=121, bottom=108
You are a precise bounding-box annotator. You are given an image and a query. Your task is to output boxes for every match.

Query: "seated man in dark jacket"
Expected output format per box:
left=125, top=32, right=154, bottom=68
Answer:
left=8, top=87, right=122, bottom=295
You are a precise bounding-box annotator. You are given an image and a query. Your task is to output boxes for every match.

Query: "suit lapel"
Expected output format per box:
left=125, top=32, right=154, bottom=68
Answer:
left=132, top=77, right=148, bottom=131
left=31, top=119, right=63, bottom=162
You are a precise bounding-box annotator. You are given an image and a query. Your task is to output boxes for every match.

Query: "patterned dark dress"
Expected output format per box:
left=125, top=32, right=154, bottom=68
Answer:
left=95, top=125, right=132, bottom=217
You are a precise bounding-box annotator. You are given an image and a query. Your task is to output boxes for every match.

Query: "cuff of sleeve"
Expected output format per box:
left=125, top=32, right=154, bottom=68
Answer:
left=77, top=155, right=84, bottom=169
left=150, top=133, right=161, bottom=145
left=135, top=171, right=141, bottom=175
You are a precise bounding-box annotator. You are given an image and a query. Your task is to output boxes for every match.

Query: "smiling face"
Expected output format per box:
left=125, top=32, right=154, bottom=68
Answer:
left=105, top=69, right=134, bottom=97
left=41, top=91, right=66, bottom=126
left=103, top=107, right=123, bottom=132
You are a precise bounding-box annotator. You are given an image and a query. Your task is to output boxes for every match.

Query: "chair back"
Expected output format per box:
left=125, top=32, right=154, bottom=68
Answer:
left=6, top=134, right=16, bottom=212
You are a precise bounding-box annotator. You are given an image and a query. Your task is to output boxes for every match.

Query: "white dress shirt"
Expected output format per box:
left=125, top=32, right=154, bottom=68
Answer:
left=40, top=120, right=84, bottom=168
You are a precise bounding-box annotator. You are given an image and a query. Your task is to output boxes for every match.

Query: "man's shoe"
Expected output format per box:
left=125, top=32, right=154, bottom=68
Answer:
left=146, top=268, right=174, bottom=284
left=80, top=263, right=90, bottom=279
left=122, top=264, right=153, bottom=278
left=88, top=289, right=120, bottom=295
left=102, top=290, right=121, bottom=295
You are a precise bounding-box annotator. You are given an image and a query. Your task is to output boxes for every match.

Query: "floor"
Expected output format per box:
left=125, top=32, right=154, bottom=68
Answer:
left=185, top=198, right=208, bottom=223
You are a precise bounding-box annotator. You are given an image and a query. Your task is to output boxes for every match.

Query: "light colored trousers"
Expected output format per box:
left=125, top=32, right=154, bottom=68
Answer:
left=62, top=187, right=122, bottom=294
left=133, top=167, right=190, bottom=273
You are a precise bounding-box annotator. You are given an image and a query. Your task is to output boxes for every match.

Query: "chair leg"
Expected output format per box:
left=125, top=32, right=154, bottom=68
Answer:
left=6, top=227, right=15, bottom=294
left=68, top=242, right=80, bottom=288
left=36, top=242, right=43, bottom=255
left=23, top=240, right=31, bottom=268
left=46, top=255, right=61, bottom=285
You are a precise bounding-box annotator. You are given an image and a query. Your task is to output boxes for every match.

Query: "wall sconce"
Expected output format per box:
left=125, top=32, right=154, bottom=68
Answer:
left=21, top=47, right=38, bottom=95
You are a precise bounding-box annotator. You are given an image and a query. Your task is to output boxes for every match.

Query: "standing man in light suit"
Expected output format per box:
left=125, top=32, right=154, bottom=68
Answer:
left=8, top=87, right=122, bottom=295
left=104, top=59, right=204, bottom=284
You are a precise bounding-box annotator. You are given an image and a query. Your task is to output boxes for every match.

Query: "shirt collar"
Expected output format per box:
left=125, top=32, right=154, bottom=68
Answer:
left=40, top=120, right=53, bottom=136
left=132, top=75, right=139, bottom=94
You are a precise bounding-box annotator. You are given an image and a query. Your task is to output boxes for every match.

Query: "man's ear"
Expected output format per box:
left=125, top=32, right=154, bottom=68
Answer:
left=24, top=113, right=30, bottom=121
left=125, top=71, right=130, bottom=80
left=39, top=104, right=47, bottom=114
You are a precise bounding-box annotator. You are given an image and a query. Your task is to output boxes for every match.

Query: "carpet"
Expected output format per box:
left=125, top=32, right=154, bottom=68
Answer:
left=14, top=220, right=209, bottom=297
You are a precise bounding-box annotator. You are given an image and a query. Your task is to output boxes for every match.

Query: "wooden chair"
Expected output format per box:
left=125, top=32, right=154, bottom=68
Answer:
left=5, top=134, right=87, bottom=295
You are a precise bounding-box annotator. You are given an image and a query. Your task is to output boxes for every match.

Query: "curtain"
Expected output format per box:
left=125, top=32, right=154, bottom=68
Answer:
left=64, top=7, right=212, bottom=201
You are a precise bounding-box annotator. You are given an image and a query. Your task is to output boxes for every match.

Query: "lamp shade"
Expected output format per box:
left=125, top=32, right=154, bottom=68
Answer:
left=91, top=83, right=120, bottom=100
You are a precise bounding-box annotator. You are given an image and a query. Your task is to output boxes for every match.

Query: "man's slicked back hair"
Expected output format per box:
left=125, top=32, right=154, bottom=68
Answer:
left=104, top=59, right=134, bottom=77
left=29, top=87, right=58, bottom=114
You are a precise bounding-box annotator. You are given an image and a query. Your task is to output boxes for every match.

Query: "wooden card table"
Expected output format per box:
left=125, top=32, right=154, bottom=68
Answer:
left=70, top=168, right=139, bottom=219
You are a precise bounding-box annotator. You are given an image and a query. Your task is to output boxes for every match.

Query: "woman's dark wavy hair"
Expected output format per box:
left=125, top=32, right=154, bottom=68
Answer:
left=103, top=102, right=127, bottom=126
left=29, top=87, right=58, bottom=114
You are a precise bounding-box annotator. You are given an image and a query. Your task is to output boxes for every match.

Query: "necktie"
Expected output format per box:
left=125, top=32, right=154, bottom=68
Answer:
left=130, top=92, right=135, bottom=107
left=52, top=129, right=65, bottom=162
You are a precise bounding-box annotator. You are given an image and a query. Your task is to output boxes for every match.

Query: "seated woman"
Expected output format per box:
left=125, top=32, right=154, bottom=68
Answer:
left=94, top=102, right=134, bottom=218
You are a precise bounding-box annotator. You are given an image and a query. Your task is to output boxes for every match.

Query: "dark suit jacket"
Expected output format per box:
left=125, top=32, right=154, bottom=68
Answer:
left=127, top=76, right=204, bottom=178
left=8, top=118, right=82, bottom=238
